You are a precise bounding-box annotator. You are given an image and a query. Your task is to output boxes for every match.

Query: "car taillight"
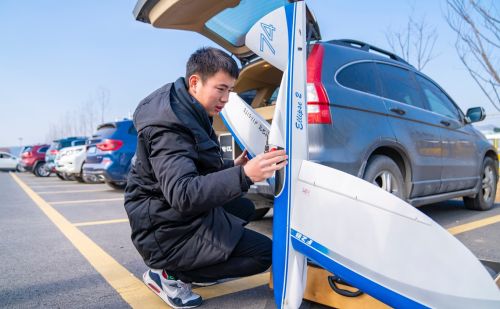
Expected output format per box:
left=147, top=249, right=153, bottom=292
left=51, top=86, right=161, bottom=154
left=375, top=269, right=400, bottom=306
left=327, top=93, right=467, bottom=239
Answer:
left=96, top=139, right=123, bottom=151
left=50, top=149, right=58, bottom=155
left=307, top=44, right=332, bottom=124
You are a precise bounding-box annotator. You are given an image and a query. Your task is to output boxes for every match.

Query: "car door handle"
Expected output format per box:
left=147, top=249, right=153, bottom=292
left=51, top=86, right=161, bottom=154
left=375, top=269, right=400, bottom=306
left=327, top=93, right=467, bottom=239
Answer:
left=440, top=120, right=451, bottom=126
left=390, top=108, right=406, bottom=115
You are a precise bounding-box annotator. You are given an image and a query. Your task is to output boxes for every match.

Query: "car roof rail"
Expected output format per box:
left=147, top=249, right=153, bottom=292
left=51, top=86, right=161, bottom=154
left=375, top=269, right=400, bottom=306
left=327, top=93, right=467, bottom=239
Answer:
left=326, top=39, right=411, bottom=66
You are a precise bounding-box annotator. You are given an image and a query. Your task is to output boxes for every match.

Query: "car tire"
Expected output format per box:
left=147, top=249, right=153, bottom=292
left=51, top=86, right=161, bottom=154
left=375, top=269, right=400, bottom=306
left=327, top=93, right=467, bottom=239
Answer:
left=75, top=173, right=85, bottom=183
left=463, top=157, right=497, bottom=211
left=106, top=181, right=126, bottom=190
left=65, top=173, right=76, bottom=181
left=363, top=155, right=406, bottom=200
left=16, top=164, right=24, bottom=172
left=34, top=162, right=51, bottom=177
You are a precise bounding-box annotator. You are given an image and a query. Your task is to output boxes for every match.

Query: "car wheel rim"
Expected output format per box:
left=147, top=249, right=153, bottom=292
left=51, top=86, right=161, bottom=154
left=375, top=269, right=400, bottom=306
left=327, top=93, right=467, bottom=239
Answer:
left=373, top=171, right=399, bottom=196
left=39, top=165, right=50, bottom=177
left=482, top=165, right=494, bottom=202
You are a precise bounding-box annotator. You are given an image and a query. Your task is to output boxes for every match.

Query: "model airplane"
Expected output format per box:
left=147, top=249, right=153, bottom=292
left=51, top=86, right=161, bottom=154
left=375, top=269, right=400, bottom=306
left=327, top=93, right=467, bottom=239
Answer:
left=220, top=1, right=500, bottom=308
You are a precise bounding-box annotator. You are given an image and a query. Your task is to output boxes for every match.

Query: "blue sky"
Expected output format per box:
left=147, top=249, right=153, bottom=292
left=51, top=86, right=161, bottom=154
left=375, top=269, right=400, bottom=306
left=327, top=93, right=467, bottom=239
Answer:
left=0, top=0, right=497, bottom=147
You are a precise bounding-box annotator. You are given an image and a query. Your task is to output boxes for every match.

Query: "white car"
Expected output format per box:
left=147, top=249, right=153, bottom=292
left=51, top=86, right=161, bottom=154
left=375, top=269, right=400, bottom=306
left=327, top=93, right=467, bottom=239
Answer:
left=0, top=151, right=20, bottom=171
left=55, top=145, right=87, bottom=182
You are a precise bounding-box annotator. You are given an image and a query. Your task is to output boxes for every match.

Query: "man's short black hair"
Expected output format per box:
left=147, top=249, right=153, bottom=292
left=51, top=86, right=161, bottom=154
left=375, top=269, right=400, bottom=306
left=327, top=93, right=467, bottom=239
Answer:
left=186, top=47, right=239, bottom=82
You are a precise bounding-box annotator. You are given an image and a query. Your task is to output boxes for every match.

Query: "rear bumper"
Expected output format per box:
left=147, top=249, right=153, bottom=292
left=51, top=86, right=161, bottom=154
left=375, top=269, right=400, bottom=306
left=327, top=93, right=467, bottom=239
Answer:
left=83, top=162, right=128, bottom=183
left=20, top=161, right=35, bottom=172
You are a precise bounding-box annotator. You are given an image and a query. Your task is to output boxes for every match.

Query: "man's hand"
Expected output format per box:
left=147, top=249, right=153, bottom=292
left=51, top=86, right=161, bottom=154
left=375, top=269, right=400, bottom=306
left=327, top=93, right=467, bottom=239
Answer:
left=243, top=150, right=288, bottom=183
left=234, top=149, right=249, bottom=166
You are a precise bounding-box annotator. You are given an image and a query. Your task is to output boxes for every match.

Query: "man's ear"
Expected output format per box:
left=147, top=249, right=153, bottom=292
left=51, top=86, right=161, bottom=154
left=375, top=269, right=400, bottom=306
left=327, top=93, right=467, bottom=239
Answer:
left=188, top=75, right=201, bottom=94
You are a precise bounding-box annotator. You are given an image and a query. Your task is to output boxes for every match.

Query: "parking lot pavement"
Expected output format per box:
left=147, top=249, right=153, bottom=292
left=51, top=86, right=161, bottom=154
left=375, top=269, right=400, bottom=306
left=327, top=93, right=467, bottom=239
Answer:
left=1, top=171, right=499, bottom=308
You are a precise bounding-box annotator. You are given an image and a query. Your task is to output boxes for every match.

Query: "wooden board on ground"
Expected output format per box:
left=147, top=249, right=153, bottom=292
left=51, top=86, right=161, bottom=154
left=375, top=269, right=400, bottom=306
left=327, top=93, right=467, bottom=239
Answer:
left=269, top=265, right=389, bottom=309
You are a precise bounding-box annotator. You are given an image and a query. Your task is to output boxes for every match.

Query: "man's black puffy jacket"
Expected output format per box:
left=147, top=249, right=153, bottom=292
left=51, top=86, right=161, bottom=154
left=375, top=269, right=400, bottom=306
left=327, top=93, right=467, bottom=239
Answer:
left=124, top=77, right=253, bottom=271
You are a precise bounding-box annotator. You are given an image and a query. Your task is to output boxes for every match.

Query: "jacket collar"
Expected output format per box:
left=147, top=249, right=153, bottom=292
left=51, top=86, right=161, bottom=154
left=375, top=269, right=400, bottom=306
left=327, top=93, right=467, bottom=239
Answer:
left=173, top=77, right=214, bottom=135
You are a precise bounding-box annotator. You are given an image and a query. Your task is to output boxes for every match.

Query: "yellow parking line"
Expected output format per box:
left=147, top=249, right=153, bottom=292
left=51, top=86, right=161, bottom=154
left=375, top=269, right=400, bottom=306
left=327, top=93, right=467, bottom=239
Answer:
left=11, top=173, right=269, bottom=307
left=447, top=215, right=500, bottom=235
left=74, top=218, right=129, bottom=227
left=10, top=173, right=166, bottom=308
left=37, top=189, right=112, bottom=194
left=50, top=198, right=124, bottom=205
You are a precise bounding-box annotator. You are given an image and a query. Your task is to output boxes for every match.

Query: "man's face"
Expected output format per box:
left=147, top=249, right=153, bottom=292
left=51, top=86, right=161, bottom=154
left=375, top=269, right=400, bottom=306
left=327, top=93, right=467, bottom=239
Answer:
left=188, top=71, right=236, bottom=117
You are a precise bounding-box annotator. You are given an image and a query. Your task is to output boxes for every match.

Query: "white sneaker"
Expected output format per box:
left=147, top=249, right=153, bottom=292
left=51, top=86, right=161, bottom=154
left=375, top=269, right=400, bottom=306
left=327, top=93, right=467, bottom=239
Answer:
left=143, top=269, right=202, bottom=308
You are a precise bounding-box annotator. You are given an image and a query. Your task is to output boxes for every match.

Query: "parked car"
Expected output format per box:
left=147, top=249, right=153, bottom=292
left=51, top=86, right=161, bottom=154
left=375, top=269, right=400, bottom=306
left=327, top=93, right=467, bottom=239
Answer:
left=134, top=1, right=498, bottom=211
left=15, top=146, right=32, bottom=172
left=0, top=151, right=20, bottom=171
left=54, top=144, right=88, bottom=183
left=46, top=137, right=87, bottom=180
left=82, top=119, right=137, bottom=189
left=20, top=144, right=50, bottom=177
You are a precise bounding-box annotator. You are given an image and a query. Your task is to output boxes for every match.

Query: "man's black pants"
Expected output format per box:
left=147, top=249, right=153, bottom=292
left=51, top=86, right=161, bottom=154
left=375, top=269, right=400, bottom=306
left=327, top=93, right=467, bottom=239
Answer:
left=170, top=197, right=272, bottom=283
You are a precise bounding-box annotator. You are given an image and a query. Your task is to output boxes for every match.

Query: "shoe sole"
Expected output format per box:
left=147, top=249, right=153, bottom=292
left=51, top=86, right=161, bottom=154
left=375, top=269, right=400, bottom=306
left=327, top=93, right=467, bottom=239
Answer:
left=142, top=271, right=200, bottom=309
left=192, top=282, right=218, bottom=287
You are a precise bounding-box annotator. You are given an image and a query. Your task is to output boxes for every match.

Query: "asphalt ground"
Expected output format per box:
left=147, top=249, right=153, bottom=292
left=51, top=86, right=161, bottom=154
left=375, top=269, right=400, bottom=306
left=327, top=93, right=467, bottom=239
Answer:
left=1, top=171, right=499, bottom=308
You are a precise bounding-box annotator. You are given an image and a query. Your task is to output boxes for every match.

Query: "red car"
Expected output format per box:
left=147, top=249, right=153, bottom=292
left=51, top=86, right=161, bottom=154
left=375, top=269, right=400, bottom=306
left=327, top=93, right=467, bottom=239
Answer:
left=20, top=144, right=51, bottom=177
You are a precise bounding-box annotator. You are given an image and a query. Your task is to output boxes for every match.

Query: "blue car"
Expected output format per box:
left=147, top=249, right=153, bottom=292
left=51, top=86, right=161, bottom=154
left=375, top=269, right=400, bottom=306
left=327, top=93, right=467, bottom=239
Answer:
left=83, top=119, right=137, bottom=189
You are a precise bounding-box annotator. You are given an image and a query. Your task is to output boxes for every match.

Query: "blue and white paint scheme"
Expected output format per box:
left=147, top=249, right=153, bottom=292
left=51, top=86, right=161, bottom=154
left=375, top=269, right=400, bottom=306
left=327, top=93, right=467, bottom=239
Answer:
left=246, top=2, right=308, bottom=308
left=220, top=93, right=270, bottom=159
left=217, top=1, right=500, bottom=308
left=291, top=160, right=500, bottom=308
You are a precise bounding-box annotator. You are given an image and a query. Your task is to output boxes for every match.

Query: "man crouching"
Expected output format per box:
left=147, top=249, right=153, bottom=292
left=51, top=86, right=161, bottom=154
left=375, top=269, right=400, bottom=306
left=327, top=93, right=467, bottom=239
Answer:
left=125, top=47, right=287, bottom=308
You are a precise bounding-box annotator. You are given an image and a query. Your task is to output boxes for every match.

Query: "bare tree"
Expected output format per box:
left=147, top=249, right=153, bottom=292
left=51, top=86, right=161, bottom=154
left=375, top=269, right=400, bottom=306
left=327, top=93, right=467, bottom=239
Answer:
left=385, top=12, right=439, bottom=71
left=445, top=0, right=500, bottom=111
left=46, top=87, right=112, bottom=139
left=96, top=87, right=110, bottom=124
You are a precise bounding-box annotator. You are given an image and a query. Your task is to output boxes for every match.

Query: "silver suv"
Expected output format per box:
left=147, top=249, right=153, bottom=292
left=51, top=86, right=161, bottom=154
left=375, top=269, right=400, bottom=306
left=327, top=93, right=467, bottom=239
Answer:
left=248, top=39, right=498, bottom=213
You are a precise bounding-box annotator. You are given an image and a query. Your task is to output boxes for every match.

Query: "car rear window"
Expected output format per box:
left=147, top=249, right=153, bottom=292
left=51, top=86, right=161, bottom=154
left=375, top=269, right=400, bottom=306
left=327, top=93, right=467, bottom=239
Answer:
left=72, top=140, right=87, bottom=146
left=95, top=124, right=117, bottom=137
left=337, top=62, right=380, bottom=96
left=205, top=0, right=287, bottom=47
left=377, top=63, right=424, bottom=108
left=38, top=146, right=48, bottom=153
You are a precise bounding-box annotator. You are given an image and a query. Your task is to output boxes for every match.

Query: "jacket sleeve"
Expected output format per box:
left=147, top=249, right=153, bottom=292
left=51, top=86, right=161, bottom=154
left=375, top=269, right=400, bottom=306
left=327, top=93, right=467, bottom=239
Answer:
left=148, top=126, right=251, bottom=216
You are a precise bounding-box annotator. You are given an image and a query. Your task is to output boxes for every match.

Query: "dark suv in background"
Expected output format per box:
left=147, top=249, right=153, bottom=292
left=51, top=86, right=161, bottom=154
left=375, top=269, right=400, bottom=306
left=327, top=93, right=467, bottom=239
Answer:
left=83, top=119, right=137, bottom=190
left=302, top=39, right=498, bottom=210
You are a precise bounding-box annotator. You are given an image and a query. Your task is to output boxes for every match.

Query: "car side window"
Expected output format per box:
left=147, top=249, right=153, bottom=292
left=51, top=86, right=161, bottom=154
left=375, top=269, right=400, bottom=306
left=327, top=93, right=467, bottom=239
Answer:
left=377, top=63, right=424, bottom=108
left=415, top=74, right=460, bottom=120
left=39, top=147, right=48, bottom=153
left=336, top=62, right=380, bottom=96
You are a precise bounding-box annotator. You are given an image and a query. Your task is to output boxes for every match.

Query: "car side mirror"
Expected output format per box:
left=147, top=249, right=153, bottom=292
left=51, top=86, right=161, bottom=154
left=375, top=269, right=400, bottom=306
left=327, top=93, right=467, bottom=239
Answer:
left=466, top=107, right=486, bottom=123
